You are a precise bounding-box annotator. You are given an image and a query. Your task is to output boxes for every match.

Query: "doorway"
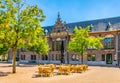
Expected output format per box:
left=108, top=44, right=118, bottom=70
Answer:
left=106, top=54, right=112, bottom=64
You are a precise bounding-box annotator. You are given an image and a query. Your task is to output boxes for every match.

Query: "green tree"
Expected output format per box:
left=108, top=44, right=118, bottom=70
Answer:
left=68, top=26, right=103, bottom=64
left=0, top=41, right=9, bottom=61
left=28, top=37, right=49, bottom=65
left=0, top=0, right=46, bottom=73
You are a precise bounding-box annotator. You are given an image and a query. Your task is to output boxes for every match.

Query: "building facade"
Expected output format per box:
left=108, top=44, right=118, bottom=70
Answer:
left=8, top=14, right=120, bottom=66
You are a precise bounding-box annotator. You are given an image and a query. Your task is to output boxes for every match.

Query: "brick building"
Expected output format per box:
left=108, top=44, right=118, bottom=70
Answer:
left=8, top=14, right=120, bottom=66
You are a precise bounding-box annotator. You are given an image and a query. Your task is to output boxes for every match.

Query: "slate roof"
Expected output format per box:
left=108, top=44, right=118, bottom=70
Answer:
left=43, top=16, right=120, bottom=34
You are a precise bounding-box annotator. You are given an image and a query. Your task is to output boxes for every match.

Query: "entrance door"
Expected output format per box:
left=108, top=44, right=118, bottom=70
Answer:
left=106, top=54, right=112, bottom=64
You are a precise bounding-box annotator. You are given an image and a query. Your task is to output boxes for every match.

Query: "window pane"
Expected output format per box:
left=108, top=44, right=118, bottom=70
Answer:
left=104, top=37, right=114, bottom=49
left=56, top=41, right=61, bottom=51
left=87, top=55, right=91, bottom=61
left=71, top=54, right=79, bottom=61
left=91, top=55, right=96, bottom=61
left=101, top=54, right=105, bottom=61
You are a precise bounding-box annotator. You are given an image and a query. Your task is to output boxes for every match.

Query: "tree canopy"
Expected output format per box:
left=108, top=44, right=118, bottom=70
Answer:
left=0, top=0, right=46, bottom=73
left=28, top=37, right=49, bottom=65
left=0, top=40, right=9, bottom=58
left=68, top=26, right=103, bottom=64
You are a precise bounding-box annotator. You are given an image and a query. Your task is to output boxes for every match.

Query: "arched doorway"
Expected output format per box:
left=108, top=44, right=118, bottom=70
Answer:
left=106, top=54, right=112, bottom=64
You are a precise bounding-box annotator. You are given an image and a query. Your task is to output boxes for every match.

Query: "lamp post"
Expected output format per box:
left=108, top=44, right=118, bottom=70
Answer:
left=61, top=40, right=65, bottom=64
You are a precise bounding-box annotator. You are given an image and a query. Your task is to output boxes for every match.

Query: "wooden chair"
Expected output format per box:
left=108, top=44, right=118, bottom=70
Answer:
left=38, top=66, right=43, bottom=76
left=58, top=65, right=71, bottom=75
left=76, top=65, right=83, bottom=73
left=58, top=65, right=63, bottom=75
left=70, top=65, right=77, bottom=73
left=43, top=66, right=55, bottom=77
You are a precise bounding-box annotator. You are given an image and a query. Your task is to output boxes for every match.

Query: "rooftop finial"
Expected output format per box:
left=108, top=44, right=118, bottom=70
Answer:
left=58, top=12, right=60, bottom=18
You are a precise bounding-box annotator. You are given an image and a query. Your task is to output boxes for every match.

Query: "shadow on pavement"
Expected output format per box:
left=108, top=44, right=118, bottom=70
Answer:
left=0, top=72, right=11, bottom=77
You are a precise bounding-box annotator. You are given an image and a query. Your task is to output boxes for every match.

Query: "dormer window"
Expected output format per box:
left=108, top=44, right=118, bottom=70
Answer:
left=90, top=24, right=93, bottom=32
left=45, top=29, right=48, bottom=36
left=90, top=27, right=92, bottom=32
left=106, top=25, right=110, bottom=31
left=106, top=22, right=111, bottom=31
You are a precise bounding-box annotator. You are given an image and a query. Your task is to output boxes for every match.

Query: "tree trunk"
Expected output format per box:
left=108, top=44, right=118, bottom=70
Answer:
left=81, top=52, right=84, bottom=64
left=3, top=55, right=5, bottom=61
left=3, top=56, right=5, bottom=61
left=12, top=48, right=16, bottom=73
left=38, top=54, right=40, bottom=65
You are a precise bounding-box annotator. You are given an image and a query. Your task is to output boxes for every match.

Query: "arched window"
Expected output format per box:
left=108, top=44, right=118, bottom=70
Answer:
left=71, top=54, right=79, bottom=61
left=104, top=35, right=114, bottom=49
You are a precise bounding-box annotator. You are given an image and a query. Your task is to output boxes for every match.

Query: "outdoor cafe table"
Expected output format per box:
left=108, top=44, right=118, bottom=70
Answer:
left=42, top=66, right=53, bottom=76
left=60, top=65, right=71, bottom=74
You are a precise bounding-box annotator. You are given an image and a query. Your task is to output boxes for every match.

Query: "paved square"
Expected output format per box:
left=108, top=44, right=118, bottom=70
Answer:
left=0, top=63, right=120, bottom=83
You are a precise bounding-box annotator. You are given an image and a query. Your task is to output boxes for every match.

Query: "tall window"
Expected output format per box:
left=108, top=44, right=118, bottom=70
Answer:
left=56, top=54, right=60, bottom=60
left=52, top=54, right=55, bottom=60
left=101, top=54, right=105, bottom=61
left=87, top=55, right=91, bottom=61
left=31, top=55, right=36, bottom=60
left=56, top=41, right=61, bottom=51
left=21, top=55, right=25, bottom=60
left=41, top=55, right=48, bottom=60
left=57, top=27, right=60, bottom=33
left=52, top=41, right=55, bottom=51
left=45, top=55, right=48, bottom=60
left=104, top=36, right=114, bottom=49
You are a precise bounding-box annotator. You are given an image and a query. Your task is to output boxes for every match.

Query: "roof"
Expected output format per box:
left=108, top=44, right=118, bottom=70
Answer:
left=43, top=16, right=120, bottom=34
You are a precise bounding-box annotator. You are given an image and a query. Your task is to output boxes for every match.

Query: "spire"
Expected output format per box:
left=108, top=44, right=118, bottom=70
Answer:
left=58, top=12, right=60, bottom=18
left=56, top=12, right=62, bottom=25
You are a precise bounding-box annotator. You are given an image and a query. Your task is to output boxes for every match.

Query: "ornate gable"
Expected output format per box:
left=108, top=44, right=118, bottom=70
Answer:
left=52, top=12, right=68, bottom=32
left=50, top=12, right=69, bottom=38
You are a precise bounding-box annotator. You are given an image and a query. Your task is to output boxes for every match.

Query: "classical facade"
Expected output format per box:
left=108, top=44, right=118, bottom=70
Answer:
left=8, top=14, right=120, bottom=66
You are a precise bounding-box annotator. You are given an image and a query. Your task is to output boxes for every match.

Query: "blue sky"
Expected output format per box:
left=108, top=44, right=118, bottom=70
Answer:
left=26, top=0, right=120, bottom=26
